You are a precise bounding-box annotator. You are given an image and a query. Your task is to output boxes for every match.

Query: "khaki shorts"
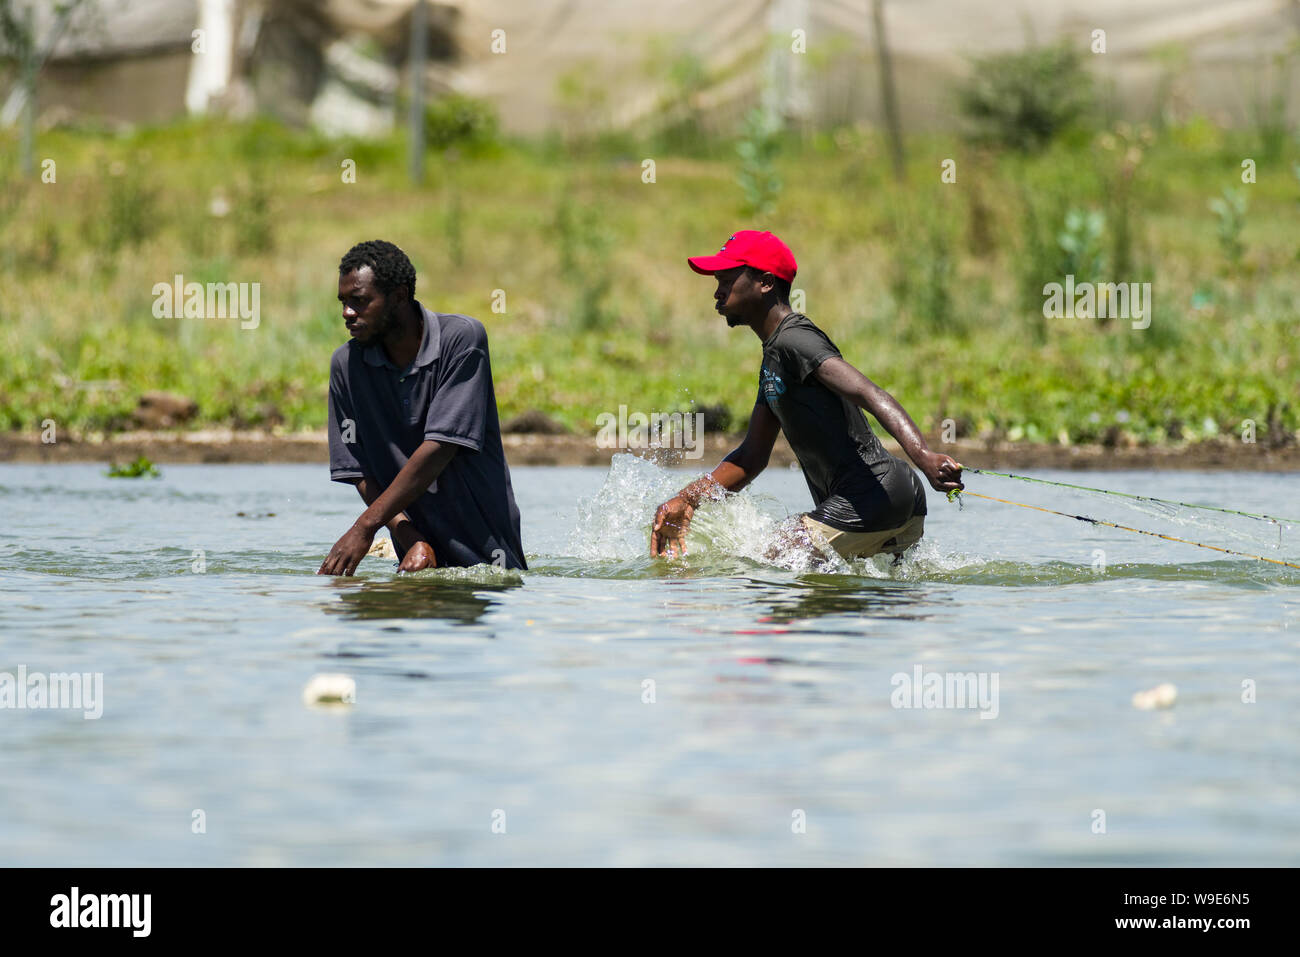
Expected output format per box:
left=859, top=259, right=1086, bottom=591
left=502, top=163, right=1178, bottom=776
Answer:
left=800, top=513, right=925, bottom=560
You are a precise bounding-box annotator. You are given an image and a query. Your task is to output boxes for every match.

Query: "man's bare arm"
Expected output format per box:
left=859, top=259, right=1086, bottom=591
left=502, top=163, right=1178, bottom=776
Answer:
left=651, top=401, right=781, bottom=557
left=353, top=440, right=458, bottom=535
left=352, top=475, right=429, bottom=556
left=319, top=440, right=458, bottom=576
left=814, top=356, right=963, bottom=492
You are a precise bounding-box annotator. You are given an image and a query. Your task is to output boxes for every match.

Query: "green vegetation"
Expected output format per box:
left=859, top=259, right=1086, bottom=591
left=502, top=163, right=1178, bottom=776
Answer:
left=1, top=105, right=1297, bottom=449
left=1208, top=187, right=1248, bottom=269
left=956, top=41, right=1095, bottom=152
left=424, top=93, right=501, bottom=154
left=735, top=108, right=783, bottom=218
left=106, top=456, right=160, bottom=478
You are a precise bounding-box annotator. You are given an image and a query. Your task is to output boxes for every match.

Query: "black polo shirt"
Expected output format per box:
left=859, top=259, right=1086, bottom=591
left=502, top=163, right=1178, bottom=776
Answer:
left=327, top=302, right=526, bottom=569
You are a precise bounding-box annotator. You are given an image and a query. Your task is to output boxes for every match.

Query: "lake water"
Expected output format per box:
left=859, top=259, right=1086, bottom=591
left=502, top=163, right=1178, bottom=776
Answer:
left=1, top=459, right=1296, bottom=866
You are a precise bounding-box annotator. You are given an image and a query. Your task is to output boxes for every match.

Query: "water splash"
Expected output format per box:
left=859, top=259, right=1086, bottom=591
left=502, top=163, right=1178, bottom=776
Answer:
left=400, top=564, right=525, bottom=585
left=567, top=454, right=685, bottom=562
left=566, top=453, right=980, bottom=577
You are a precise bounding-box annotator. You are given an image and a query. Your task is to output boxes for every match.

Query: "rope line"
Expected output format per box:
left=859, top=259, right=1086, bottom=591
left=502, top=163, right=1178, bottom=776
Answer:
left=953, top=489, right=1300, bottom=570
left=958, top=466, right=1298, bottom=527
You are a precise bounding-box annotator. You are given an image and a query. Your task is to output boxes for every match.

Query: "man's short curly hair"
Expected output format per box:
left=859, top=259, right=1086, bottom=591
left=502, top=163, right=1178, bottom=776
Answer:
left=339, top=240, right=416, bottom=299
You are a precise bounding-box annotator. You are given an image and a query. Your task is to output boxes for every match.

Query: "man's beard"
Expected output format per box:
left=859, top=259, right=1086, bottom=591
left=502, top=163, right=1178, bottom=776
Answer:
left=370, top=301, right=400, bottom=339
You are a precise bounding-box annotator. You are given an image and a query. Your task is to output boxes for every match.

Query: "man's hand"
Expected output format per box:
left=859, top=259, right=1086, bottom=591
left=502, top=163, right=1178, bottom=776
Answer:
left=916, top=450, right=964, bottom=493
left=397, top=541, right=436, bottom=573
left=318, top=522, right=377, bottom=577
left=651, top=495, right=695, bottom=558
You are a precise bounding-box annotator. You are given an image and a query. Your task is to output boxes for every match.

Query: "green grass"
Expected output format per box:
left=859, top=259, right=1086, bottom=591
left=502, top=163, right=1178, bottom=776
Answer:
left=1, top=114, right=1296, bottom=447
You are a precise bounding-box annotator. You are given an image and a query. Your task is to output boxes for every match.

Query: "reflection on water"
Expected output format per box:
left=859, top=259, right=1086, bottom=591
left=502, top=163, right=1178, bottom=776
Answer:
left=323, top=574, right=522, bottom=625
left=751, top=574, right=937, bottom=625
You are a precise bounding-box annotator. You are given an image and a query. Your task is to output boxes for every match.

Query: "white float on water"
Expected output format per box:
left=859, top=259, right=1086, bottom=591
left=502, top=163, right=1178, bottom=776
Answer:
left=1131, top=683, right=1177, bottom=710
left=302, top=673, right=356, bottom=706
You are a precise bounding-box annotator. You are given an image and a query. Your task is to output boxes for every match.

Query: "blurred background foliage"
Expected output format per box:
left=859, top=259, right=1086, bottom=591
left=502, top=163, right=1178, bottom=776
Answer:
left=2, top=35, right=1298, bottom=449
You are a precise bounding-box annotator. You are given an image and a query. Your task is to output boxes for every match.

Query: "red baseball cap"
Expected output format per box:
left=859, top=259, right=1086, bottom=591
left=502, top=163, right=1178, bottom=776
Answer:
left=688, top=230, right=797, bottom=282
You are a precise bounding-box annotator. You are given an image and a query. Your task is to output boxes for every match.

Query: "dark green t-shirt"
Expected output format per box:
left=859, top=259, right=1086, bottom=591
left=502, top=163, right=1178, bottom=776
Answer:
left=758, top=312, right=927, bottom=532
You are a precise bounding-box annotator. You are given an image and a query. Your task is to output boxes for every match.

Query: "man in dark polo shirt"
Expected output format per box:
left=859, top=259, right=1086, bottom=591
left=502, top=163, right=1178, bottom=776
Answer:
left=650, top=230, right=963, bottom=564
left=318, top=240, right=525, bottom=576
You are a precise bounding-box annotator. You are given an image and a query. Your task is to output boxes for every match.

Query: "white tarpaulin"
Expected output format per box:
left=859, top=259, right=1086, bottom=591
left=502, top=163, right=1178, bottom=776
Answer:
left=15, top=0, right=1300, bottom=132
left=448, top=0, right=1300, bottom=133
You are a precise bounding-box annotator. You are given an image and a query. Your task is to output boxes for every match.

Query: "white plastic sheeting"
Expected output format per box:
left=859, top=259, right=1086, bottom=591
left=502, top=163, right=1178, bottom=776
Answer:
left=20, top=0, right=1300, bottom=132
left=445, top=0, right=1300, bottom=132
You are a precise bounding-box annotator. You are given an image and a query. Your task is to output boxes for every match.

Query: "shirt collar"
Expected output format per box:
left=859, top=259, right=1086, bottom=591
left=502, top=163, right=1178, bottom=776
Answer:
left=762, top=309, right=803, bottom=346
left=362, top=300, right=442, bottom=371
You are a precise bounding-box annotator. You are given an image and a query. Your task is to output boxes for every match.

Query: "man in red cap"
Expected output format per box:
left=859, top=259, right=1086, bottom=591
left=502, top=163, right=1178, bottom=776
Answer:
left=650, top=230, right=963, bottom=564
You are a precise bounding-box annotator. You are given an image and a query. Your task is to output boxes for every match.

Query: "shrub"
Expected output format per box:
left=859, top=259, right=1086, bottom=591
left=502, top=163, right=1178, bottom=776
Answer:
left=424, top=94, right=500, bottom=152
left=1057, top=208, right=1106, bottom=279
left=554, top=193, right=614, bottom=330
left=1208, top=187, right=1247, bottom=269
left=957, top=41, right=1095, bottom=152
left=735, top=108, right=783, bottom=218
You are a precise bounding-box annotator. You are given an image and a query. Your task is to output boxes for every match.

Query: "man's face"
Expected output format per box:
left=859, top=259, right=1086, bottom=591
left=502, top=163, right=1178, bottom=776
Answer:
left=338, top=266, right=401, bottom=344
left=713, top=266, right=763, bottom=326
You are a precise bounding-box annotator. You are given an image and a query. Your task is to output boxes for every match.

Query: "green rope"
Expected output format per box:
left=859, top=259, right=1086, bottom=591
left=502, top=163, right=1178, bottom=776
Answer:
left=952, top=488, right=1300, bottom=570
left=961, top=466, right=1299, bottom=527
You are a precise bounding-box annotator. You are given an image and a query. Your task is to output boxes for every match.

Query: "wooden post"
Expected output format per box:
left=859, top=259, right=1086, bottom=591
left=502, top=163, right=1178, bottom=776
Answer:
left=408, top=0, right=428, bottom=185
left=20, top=3, right=35, bottom=177
left=871, top=0, right=905, bottom=181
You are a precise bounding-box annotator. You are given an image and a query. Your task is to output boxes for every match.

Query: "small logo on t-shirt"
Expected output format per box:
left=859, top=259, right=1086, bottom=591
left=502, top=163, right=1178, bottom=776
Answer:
left=760, top=365, right=786, bottom=403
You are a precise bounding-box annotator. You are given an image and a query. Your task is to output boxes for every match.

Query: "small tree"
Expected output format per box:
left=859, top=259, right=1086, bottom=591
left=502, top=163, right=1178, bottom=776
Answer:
left=1208, top=187, right=1248, bottom=270
left=0, top=0, right=93, bottom=176
left=735, top=107, right=782, bottom=219
left=957, top=40, right=1094, bottom=152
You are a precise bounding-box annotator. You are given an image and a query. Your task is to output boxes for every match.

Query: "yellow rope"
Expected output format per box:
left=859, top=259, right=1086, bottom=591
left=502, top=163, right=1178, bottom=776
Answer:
left=957, top=490, right=1300, bottom=570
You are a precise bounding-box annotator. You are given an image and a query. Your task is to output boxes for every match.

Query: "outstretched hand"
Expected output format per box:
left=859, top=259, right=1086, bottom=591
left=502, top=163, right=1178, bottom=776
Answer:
left=651, top=495, right=695, bottom=558
left=318, top=523, right=376, bottom=577
left=917, top=450, right=964, bottom=493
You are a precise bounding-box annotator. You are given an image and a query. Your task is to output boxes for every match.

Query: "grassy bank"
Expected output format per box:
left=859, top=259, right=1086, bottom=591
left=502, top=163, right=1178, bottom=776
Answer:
left=1, top=114, right=1297, bottom=448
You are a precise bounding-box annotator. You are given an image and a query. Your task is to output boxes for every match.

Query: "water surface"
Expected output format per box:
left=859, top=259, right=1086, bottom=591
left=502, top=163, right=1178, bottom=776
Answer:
left=1, top=460, right=1296, bottom=865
